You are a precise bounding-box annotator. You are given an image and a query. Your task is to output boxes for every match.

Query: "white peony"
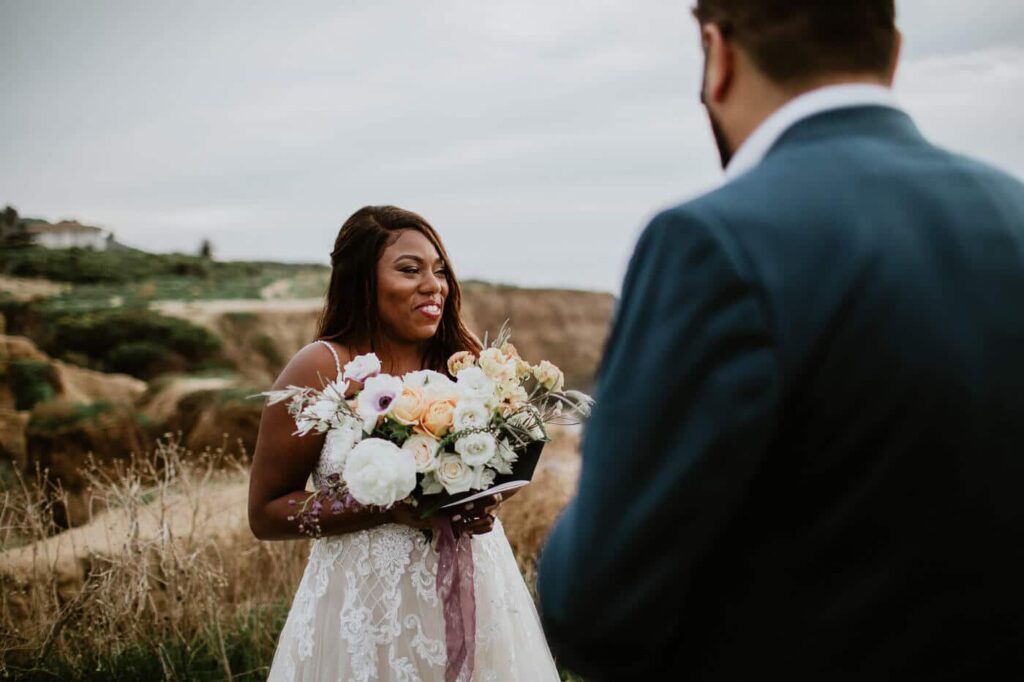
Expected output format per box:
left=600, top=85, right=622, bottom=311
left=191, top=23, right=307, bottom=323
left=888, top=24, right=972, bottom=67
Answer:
left=343, top=353, right=382, bottom=383
left=356, top=374, right=404, bottom=434
left=342, top=438, right=417, bottom=507
left=454, top=431, right=498, bottom=467
left=453, top=400, right=491, bottom=432
left=436, top=453, right=475, bottom=494
left=322, top=421, right=362, bottom=470
left=402, top=433, right=441, bottom=473
left=456, top=367, right=497, bottom=405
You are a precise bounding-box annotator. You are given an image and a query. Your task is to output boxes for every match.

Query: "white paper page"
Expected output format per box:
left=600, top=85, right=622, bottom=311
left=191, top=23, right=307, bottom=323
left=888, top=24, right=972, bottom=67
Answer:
left=440, top=480, right=530, bottom=509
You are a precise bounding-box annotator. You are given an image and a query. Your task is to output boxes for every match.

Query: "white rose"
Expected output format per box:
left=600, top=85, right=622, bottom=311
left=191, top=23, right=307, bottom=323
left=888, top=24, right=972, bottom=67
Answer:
left=343, top=353, right=382, bottom=383
left=453, top=400, right=491, bottom=432
left=402, top=433, right=441, bottom=473
left=322, top=422, right=361, bottom=470
left=454, top=431, right=497, bottom=467
left=436, top=453, right=475, bottom=494
left=405, top=369, right=458, bottom=401
left=342, top=438, right=417, bottom=507
left=471, top=465, right=496, bottom=491
left=478, top=348, right=517, bottom=382
left=456, top=367, right=497, bottom=405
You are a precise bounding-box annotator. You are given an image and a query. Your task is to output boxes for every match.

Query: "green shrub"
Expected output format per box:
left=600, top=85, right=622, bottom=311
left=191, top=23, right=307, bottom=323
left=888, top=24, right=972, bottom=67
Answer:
left=42, top=308, right=222, bottom=379
left=105, top=341, right=177, bottom=378
left=8, top=360, right=57, bottom=410
left=28, top=401, right=114, bottom=433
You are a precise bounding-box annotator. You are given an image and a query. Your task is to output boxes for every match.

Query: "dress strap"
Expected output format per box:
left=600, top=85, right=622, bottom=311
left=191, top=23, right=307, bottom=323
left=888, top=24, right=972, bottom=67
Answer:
left=315, top=339, right=343, bottom=380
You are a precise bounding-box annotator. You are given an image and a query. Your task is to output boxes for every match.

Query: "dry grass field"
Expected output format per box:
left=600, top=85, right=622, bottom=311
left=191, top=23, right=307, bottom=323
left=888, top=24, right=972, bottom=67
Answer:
left=0, top=428, right=582, bottom=681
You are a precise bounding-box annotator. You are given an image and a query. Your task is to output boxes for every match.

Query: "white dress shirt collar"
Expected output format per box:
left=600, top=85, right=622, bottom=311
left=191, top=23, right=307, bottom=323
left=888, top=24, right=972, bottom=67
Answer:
left=724, top=83, right=901, bottom=182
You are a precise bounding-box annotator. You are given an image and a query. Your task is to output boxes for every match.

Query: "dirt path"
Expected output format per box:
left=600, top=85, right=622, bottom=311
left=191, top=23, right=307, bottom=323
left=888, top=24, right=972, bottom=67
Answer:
left=151, top=298, right=322, bottom=329
left=1, top=476, right=250, bottom=585
left=142, top=376, right=238, bottom=424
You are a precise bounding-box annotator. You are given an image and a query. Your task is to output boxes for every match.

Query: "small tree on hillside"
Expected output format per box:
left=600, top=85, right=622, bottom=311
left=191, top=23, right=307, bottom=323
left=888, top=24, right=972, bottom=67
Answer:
left=1, top=205, right=19, bottom=238
left=198, top=238, right=214, bottom=260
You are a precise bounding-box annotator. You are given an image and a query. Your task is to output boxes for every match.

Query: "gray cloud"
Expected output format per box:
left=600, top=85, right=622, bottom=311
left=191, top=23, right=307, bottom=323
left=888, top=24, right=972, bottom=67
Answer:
left=2, top=0, right=1022, bottom=293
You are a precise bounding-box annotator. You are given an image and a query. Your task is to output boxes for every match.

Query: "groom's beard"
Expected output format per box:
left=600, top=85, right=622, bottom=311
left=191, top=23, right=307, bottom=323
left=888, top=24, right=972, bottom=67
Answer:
left=706, top=108, right=733, bottom=169
left=700, top=54, right=734, bottom=169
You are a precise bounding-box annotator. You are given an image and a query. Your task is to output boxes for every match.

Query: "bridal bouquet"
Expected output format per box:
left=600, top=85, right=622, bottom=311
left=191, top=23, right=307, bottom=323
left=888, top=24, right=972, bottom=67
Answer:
left=261, top=325, right=593, bottom=530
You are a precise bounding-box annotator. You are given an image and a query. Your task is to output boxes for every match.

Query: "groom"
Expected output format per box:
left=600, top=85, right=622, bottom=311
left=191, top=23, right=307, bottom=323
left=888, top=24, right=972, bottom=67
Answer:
left=538, top=1, right=1024, bottom=679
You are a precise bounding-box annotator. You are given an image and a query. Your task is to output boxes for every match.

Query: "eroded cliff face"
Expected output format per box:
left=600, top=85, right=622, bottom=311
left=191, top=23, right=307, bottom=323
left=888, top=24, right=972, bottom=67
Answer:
left=151, top=284, right=615, bottom=391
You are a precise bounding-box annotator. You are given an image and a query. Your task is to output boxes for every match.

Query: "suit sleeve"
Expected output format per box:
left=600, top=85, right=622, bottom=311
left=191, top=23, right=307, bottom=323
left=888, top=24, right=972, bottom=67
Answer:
left=537, top=209, right=780, bottom=678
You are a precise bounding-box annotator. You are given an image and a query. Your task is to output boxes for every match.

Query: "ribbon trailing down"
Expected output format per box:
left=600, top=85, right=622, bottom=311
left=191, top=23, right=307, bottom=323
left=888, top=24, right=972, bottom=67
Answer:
left=433, top=515, right=476, bottom=682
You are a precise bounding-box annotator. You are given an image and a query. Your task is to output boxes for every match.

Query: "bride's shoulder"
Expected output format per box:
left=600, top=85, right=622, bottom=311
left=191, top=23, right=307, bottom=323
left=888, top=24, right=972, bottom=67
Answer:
left=270, top=340, right=352, bottom=391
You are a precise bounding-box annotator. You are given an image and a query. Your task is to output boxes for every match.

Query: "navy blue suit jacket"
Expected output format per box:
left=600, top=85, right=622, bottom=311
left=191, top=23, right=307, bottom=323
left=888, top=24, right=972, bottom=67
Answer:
left=538, top=106, right=1024, bottom=680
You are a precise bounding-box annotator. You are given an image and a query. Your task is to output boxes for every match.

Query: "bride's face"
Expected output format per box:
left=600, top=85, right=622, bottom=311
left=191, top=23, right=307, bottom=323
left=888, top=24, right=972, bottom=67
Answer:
left=376, top=229, right=449, bottom=344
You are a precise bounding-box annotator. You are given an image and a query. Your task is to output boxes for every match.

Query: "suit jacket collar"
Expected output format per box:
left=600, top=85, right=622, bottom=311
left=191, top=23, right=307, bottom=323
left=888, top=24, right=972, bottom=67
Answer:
left=724, top=84, right=902, bottom=182
left=765, top=104, right=926, bottom=159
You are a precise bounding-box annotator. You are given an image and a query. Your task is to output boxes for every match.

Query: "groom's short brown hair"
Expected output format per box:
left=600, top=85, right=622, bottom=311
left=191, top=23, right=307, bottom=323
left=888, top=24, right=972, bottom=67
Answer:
left=693, top=0, right=897, bottom=84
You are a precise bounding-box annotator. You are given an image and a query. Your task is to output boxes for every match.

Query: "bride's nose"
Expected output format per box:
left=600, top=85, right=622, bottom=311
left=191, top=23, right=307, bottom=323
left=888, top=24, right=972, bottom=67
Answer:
left=420, top=271, right=444, bottom=294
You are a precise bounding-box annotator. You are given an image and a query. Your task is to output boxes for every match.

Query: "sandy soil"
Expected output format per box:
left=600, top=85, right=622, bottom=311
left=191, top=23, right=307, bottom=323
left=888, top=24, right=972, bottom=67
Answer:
left=0, top=275, right=70, bottom=302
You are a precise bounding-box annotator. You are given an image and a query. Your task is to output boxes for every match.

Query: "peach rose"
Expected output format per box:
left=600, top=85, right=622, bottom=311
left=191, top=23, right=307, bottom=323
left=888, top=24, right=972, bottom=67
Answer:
left=390, top=386, right=428, bottom=426
left=418, top=399, right=456, bottom=439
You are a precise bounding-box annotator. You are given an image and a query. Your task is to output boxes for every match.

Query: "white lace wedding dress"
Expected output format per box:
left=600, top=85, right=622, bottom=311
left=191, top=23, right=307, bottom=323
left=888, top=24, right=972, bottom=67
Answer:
left=266, top=345, right=560, bottom=682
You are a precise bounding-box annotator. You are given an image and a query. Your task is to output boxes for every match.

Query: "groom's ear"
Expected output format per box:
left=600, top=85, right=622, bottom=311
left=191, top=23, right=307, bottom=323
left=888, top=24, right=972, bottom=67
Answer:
left=701, top=23, right=734, bottom=106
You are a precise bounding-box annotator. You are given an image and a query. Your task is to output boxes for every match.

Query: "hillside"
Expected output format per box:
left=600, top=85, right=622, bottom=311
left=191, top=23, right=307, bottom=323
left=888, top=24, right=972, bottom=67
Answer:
left=150, top=282, right=615, bottom=391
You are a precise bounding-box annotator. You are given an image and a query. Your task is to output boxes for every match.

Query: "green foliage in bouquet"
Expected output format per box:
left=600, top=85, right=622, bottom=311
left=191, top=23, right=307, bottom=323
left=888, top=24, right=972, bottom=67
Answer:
left=375, top=418, right=415, bottom=443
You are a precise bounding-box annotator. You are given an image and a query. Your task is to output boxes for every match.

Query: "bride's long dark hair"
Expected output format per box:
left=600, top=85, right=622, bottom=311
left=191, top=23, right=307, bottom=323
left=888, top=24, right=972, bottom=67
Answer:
left=315, top=205, right=481, bottom=372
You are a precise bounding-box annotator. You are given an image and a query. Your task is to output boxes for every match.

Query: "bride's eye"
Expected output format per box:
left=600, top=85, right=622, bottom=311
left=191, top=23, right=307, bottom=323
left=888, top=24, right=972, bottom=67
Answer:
left=400, top=267, right=419, bottom=274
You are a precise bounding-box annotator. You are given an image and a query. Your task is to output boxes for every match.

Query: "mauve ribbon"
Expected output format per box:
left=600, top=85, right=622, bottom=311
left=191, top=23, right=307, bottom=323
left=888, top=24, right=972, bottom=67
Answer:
left=433, top=514, right=476, bottom=682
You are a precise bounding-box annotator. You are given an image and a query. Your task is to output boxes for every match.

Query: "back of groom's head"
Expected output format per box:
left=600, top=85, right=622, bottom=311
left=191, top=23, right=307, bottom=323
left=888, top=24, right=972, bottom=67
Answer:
left=693, top=0, right=897, bottom=85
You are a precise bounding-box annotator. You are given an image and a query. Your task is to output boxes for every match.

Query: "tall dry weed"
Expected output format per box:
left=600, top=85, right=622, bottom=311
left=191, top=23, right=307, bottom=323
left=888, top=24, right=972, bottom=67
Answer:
left=0, top=436, right=309, bottom=680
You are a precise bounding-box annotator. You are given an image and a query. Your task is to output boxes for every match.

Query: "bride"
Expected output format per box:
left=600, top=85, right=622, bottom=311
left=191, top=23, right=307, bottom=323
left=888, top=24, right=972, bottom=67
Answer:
left=248, top=205, right=560, bottom=681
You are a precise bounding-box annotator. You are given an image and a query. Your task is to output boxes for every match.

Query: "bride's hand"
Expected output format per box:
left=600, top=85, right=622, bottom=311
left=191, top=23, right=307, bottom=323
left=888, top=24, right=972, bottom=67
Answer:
left=388, top=502, right=434, bottom=531
left=451, top=493, right=503, bottom=536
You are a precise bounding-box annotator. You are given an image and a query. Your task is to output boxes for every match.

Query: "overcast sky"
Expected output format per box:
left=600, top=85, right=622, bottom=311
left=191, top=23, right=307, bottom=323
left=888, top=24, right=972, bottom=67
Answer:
left=2, top=1, right=1023, bottom=293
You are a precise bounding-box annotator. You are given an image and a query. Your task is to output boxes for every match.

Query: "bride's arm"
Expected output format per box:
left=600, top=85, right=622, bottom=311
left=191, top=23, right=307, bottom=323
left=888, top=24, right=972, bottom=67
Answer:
left=248, top=342, right=397, bottom=540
